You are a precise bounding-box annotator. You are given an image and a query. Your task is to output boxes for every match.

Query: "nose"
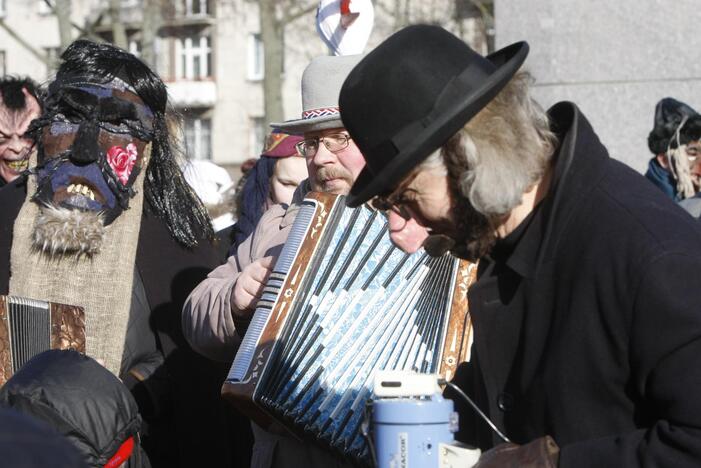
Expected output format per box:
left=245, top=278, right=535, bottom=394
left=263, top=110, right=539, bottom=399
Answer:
left=387, top=211, right=429, bottom=254
left=6, top=136, right=31, bottom=155
left=691, top=159, right=701, bottom=176
left=387, top=210, right=408, bottom=231
left=311, top=141, right=337, bottom=167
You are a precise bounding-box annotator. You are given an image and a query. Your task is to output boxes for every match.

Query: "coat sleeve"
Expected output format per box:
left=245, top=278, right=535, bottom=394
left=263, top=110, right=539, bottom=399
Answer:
left=182, top=204, right=293, bottom=363
left=559, top=249, right=701, bottom=467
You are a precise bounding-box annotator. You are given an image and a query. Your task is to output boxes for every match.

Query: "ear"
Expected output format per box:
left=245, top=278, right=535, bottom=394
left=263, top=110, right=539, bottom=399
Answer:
left=656, top=153, right=670, bottom=170
left=21, top=87, right=41, bottom=116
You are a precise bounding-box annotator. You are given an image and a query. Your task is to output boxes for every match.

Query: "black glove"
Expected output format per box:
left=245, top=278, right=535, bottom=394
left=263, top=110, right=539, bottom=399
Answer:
left=474, top=435, right=559, bottom=468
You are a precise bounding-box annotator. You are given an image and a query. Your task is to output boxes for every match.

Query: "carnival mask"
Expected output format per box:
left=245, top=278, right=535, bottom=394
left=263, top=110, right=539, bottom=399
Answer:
left=30, top=79, right=155, bottom=255
left=0, top=88, right=41, bottom=184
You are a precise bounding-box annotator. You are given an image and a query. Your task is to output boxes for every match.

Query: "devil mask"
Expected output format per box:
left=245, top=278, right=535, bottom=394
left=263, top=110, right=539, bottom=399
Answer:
left=32, top=77, right=155, bottom=227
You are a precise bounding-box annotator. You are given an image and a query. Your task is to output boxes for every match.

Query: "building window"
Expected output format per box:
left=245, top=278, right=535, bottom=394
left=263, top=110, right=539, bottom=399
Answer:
left=175, top=34, right=212, bottom=80
left=44, top=47, right=62, bottom=77
left=0, top=51, right=5, bottom=76
left=183, top=0, right=209, bottom=16
left=247, top=33, right=264, bottom=81
left=184, top=117, right=212, bottom=160
left=250, top=117, right=265, bottom=158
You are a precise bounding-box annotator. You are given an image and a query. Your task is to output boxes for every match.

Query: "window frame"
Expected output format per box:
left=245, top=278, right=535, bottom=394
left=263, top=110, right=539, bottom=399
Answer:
left=247, top=33, right=264, bottom=81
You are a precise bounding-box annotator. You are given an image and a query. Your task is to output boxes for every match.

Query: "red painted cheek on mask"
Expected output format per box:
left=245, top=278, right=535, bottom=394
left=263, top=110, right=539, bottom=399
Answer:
left=387, top=212, right=429, bottom=254
left=106, top=143, right=138, bottom=185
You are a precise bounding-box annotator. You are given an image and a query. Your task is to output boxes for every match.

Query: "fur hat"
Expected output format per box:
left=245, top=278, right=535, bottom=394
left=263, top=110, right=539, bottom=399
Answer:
left=648, top=97, right=701, bottom=154
left=271, top=54, right=362, bottom=135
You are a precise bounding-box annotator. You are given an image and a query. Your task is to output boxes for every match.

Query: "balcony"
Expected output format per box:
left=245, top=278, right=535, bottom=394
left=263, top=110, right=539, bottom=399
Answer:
left=167, top=80, right=217, bottom=108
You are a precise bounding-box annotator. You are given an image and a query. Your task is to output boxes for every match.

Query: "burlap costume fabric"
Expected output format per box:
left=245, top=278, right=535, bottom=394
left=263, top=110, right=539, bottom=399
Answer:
left=9, top=147, right=150, bottom=376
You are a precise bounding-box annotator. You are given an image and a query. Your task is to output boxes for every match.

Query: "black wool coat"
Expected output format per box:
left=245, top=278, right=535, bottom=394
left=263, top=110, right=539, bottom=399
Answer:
left=449, top=102, right=701, bottom=467
left=0, top=178, right=251, bottom=468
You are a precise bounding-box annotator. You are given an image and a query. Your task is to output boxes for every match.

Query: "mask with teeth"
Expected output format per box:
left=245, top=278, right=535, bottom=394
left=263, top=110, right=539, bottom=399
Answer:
left=30, top=79, right=155, bottom=255
left=0, top=82, right=41, bottom=184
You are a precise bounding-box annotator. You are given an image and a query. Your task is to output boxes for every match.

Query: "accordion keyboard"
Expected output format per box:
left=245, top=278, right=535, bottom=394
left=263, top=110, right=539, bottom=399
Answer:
left=7, top=296, right=51, bottom=372
left=224, top=194, right=469, bottom=465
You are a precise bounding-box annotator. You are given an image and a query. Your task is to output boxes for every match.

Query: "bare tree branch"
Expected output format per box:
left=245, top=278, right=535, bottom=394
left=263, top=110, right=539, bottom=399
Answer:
left=373, top=0, right=395, bottom=18
left=108, top=0, right=128, bottom=48
left=42, top=0, right=101, bottom=41
left=282, top=1, right=318, bottom=24
left=470, top=0, right=493, bottom=24
left=53, top=0, right=73, bottom=48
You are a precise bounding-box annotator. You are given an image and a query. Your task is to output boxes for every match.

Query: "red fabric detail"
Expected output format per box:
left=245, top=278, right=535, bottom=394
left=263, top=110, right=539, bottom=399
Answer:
left=341, top=0, right=351, bottom=15
left=104, top=436, right=135, bottom=468
left=261, top=131, right=303, bottom=158
left=301, top=107, right=340, bottom=119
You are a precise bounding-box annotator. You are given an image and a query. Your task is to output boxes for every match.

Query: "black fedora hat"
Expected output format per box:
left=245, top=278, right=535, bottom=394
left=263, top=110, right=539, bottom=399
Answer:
left=341, top=24, right=529, bottom=207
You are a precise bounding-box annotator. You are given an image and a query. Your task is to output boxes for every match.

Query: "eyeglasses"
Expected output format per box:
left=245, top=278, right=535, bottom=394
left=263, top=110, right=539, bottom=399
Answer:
left=686, top=145, right=701, bottom=163
left=371, top=193, right=413, bottom=220
left=371, top=172, right=421, bottom=220
left=295, top=133, right=352, bottom=158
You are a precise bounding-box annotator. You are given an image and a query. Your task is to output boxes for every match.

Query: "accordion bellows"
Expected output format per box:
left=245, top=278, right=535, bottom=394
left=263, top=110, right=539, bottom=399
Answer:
left=222, top=192, right=475, bottom=465
left=0, top=296, right=85, bottom=385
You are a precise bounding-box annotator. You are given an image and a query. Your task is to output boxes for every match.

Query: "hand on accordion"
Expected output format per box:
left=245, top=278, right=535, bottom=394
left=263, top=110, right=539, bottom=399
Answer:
left=231, top=256, right=275, bottom=318
left=473, top=436, right=559, bottom=468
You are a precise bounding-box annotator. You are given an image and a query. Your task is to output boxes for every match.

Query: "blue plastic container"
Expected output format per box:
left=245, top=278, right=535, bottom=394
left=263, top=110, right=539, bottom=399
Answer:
left=372, top=394, right=457, bottom=468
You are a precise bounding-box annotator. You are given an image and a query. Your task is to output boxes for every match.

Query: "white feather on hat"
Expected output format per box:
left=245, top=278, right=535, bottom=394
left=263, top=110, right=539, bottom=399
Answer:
left=316, top=0, right=374, bottom=56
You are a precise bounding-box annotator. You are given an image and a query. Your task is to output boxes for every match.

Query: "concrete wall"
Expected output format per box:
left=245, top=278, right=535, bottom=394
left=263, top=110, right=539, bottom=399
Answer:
left=495, top=0, right=701, bottom=172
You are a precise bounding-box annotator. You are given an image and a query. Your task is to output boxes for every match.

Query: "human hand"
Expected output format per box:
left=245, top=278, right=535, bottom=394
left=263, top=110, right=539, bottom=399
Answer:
left=473, top=436, right=559, bottom=468
left=231, top=256, right=275, bottom=318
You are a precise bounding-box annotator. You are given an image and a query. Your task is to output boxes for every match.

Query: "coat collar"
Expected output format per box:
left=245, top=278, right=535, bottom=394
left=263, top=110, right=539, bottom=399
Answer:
left=503, top=102, right=611, bottom=278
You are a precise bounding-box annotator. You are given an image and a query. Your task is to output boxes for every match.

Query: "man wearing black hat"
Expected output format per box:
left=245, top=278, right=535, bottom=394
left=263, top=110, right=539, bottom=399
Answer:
left=645, top=97, right=701, bottom=201
left=340, top=25, right=701, bottom=467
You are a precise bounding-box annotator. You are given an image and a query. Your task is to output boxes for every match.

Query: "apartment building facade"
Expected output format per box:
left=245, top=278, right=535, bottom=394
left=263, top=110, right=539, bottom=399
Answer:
left=0, top=0, right=491, bottom=168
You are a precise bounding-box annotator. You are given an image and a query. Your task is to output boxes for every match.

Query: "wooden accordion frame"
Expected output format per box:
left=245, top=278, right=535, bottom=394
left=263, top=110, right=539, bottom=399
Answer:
left=222, top=192, right=476, bottom=465
left=0, top=296, right=85, bottom=386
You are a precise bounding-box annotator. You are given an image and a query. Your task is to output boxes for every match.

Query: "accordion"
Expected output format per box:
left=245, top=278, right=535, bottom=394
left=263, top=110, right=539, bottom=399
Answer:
left=222, top=192, right=476, bottom=465
left=0, top=296, right=85, bottom=385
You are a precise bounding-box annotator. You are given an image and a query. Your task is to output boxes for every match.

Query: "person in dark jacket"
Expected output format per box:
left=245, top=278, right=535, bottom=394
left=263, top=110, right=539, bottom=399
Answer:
left=0, top=349, right=148, bottom=467
left=645, top=97, right=701, bottom=201
left=340, top=25, right=701, bottom=467
left=0, top=406, right=87, bottom=468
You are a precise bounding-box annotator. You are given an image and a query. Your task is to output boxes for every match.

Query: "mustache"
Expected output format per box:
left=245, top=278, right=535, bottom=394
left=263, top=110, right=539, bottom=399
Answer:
left=421, top=180, right=498, bottom=262
left=316, top=165, right=352, bottom=183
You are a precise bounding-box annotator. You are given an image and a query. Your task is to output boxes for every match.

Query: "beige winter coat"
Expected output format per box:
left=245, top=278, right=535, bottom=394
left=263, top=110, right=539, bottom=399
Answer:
left=182, top=182, right=352, bottom=468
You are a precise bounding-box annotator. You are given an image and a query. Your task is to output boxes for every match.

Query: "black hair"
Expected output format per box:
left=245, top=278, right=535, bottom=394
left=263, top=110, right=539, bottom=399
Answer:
left=53, top=40, right=214, bottom=247
left=0, top=76, right=42, bottom=110
left=648, top=97, right=701, bottom=155
left=229, top=156, right=278, bottom=255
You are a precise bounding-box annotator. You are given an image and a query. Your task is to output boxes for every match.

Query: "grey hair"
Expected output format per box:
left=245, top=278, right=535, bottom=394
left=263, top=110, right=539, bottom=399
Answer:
left=422, top=70, right=558, bottom=217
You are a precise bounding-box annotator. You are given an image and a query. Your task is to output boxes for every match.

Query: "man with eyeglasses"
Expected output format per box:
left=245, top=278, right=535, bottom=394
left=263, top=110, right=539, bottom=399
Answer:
left=183, top=55, right=399, bottom=468
left=340, top=25, right=701, bottom=467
